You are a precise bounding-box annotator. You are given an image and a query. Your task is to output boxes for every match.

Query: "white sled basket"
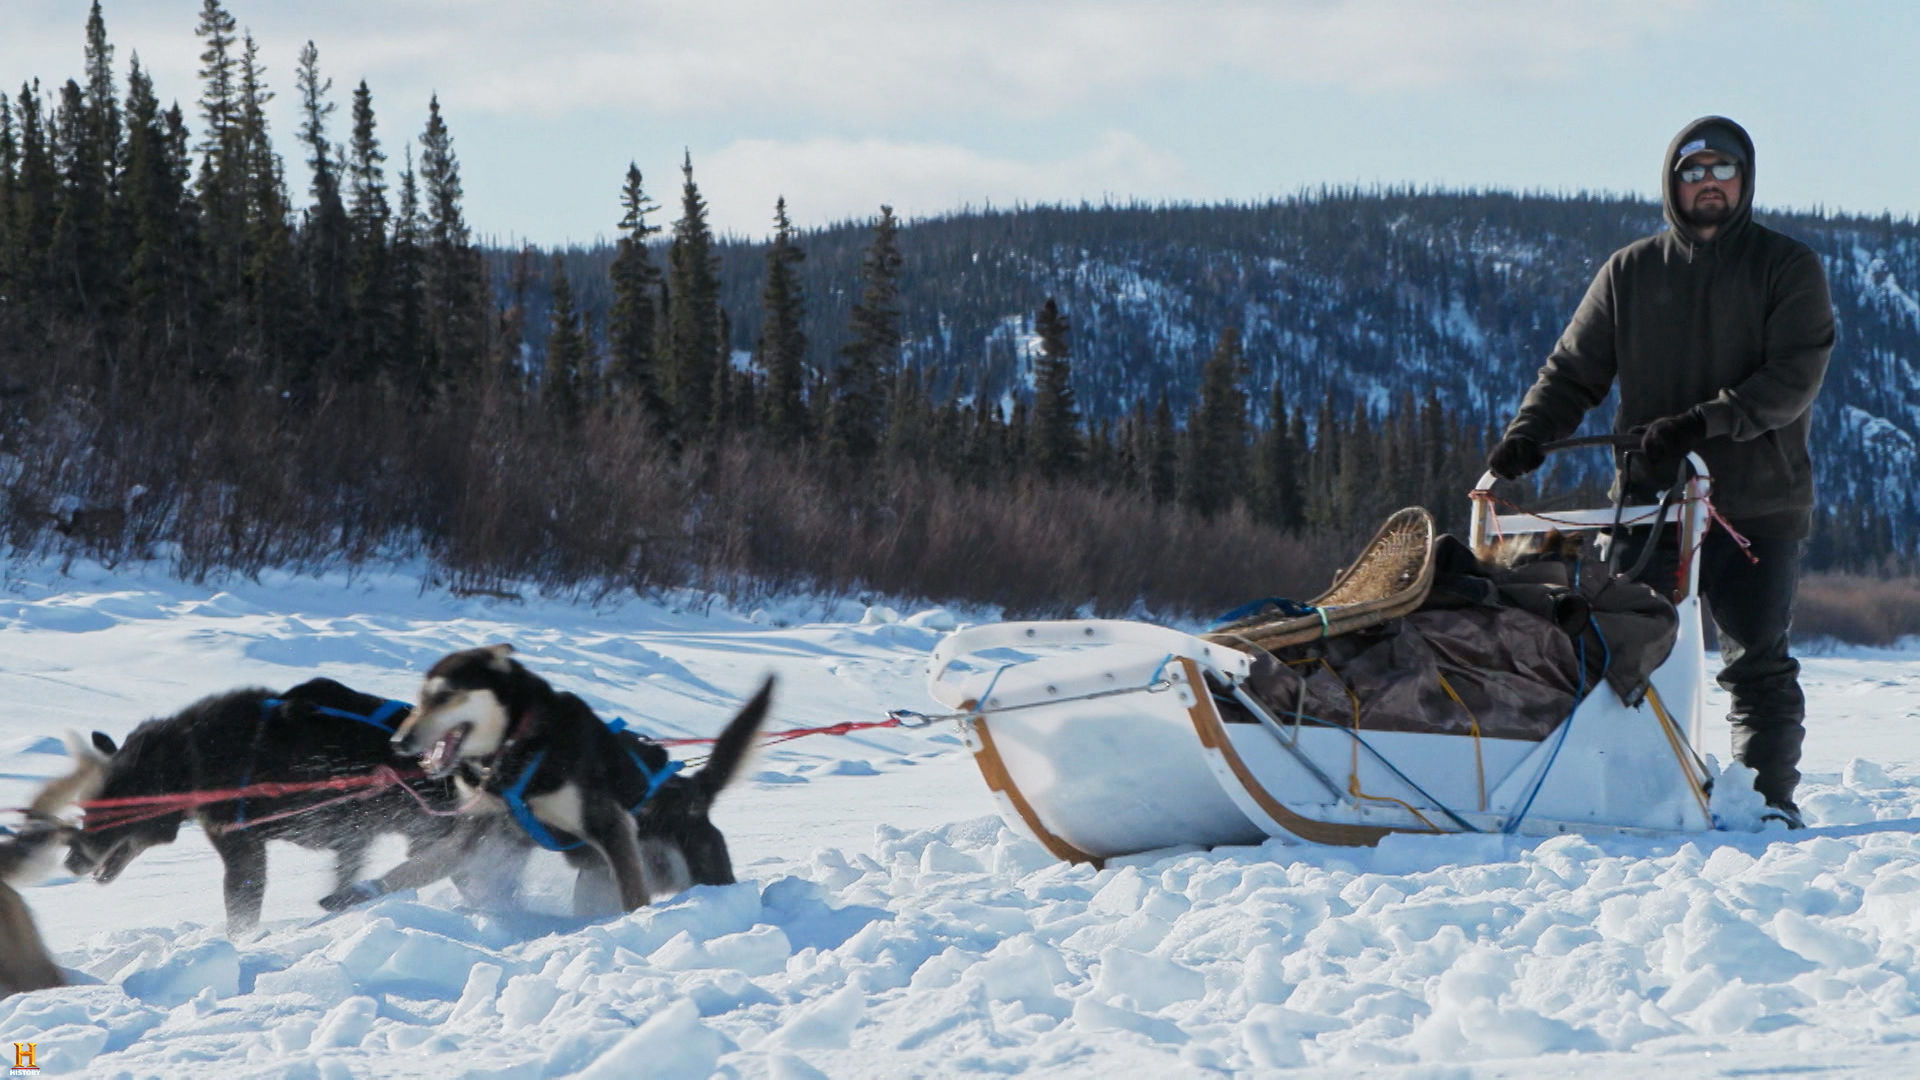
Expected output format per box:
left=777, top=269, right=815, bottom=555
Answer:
left=928, top=441, right=1718, bottom=864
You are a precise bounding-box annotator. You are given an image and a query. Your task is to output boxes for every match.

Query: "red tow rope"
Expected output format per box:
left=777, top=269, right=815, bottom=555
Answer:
left=80, top=767, right=422, bottom=831
left=655, top=713, right=922, bottom=748
left=74, top=714, right=930, bottom=831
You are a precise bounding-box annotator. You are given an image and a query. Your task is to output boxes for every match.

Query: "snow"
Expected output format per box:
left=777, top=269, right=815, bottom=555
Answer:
left=4, top=558, right=1920, bottom=1077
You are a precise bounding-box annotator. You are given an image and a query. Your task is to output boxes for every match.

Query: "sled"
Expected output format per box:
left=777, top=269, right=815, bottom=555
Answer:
left=926, top=438, right=1719, bottom=864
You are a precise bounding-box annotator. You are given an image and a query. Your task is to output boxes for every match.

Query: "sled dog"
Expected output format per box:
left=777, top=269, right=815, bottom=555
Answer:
left=380, top=645, right=773, bottom=914
left=0, top=738, right=104, bottom=996
left=65, top=679, right=477, bottom=932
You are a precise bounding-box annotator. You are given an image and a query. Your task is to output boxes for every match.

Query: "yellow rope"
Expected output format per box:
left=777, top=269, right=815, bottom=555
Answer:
left=1287, top=655, right=1445, bottom=832
left=1437, top=673, right=1488, bottom=811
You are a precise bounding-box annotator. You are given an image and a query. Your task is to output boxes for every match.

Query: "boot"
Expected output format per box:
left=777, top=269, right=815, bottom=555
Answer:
left=1732, top=721, right=1805, bottom=828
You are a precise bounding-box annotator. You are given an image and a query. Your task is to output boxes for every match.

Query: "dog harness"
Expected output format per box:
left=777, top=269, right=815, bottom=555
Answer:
left=496, top=726, right=685, bottom=853
left=231, top=697, right=413, bottom=826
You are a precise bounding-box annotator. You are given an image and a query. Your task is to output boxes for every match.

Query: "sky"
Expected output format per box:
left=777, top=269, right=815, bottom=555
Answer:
left=3, top=1, right=1918, bottom=246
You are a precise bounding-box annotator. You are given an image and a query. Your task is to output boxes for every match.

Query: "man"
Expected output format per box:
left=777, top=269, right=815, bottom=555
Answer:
left=1486, top=115, right=1834, bottom=826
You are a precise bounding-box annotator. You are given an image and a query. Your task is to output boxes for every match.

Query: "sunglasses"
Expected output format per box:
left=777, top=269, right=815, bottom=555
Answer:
left=1678, top=161, right=1739, bottom=184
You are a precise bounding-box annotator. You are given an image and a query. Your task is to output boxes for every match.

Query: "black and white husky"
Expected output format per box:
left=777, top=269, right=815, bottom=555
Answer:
left=380, top=645, right=773, bottom=914
left=65, top=679, right=476, bottom=932
left=0, top=737, right=104, bottom=996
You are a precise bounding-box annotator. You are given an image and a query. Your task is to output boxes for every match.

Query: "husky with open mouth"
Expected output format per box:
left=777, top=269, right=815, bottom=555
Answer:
left=379, top=644, right=773, bottom=914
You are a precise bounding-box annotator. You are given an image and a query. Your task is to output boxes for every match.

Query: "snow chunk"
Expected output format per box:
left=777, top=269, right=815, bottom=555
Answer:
left=575, top=999, right=731, bottom=1080
left=1093, top=946, right=1205, bottom=1012
left=119, top=938, right=239, bottom=1006
left=311, top=995, right=379, bottom=1050
left=770, top=984, right=867, bottom=1049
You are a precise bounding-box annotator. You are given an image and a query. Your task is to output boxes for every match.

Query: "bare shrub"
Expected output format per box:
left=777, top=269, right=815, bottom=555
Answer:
left=1793, top=573, right=1920, bottom=647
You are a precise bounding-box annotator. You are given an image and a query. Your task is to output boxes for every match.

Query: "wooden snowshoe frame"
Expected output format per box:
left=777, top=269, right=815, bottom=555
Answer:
left=1204, top=506, right=1436, bottom=652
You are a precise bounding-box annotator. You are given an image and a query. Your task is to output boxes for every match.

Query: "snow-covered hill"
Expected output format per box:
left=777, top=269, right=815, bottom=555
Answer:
left=3, top=559, right=1920, bottom=1077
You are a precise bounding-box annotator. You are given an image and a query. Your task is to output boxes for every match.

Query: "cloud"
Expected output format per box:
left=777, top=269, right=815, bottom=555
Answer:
left=3, top=1, right=1688, bottom=126
left=695, top=131, right=1202, bottom=238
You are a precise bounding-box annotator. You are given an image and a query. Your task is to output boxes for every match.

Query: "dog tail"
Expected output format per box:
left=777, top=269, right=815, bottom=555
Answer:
left=695, top=677, right=775, bottom=800
left=32, top=734, right=107, bottom=819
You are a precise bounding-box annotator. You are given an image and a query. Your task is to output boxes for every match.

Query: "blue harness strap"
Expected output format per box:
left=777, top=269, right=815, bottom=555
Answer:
left=500, top=750, right=584, bottom=852
left=236, top=696, right=415, bottom=825
left=259, top=697, right=413, bottom=733
left=496, top=727, right=686, bottom=852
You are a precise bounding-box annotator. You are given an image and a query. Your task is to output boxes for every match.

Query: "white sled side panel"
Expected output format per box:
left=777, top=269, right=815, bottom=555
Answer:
left=944, top=638, right=1267, bottom=862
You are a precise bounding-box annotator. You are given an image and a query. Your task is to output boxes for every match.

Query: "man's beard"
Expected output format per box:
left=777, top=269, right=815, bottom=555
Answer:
left=1685, top=197, right=1732, bottom=228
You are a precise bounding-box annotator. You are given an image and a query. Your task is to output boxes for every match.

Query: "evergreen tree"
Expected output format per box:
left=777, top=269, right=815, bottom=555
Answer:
left=294, top=41, right=349, bottom=388
left=417, top=95, right=485, bottom=398
left=0, top=97, right=17, bottom=317
left=344, top=80, right=391, bottom=382
left=883, top=364, right=928, bottom=461
left=119, top=58, right=199, bottom=376
left=81, top=2, right=120, bottom=177
left=1180, top=327, right=1251, bottom=517
left=81, top=1, right=127, bottom=318
left=235, top=34, right=297, bottom=378
left=607, top=163, right=663, bottom=424
left=389, top=145, right=427, bottom=400
left=663, top=151, right=721, bottom=437
left=11, top=83, right=58, bottom=311
left=1146, top=393, right=1178, bottom=503
left=756, top=196, right=808, bottom=443
left=1029, top=297, right=1080, bottom=478
left=829, top=205, right=903, bottom=462
left=192, top=0, right=244, bottom=316
left=544, top=253, right=590, bottom=421
left=50, top=79, right=113, bottom=330
left=1252, top=382, right=1303, bottom=530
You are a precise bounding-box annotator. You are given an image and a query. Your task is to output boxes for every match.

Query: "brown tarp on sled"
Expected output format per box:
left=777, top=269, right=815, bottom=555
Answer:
left=1233, top=535, right=1678, bottom=743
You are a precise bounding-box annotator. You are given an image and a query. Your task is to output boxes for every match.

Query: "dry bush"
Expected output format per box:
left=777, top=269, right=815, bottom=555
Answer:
left=1793, top=573, right=1920, bottom=647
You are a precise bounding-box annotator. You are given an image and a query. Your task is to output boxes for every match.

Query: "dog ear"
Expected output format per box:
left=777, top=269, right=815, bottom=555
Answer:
left=484, top=643, right=515, bottom=671
left=90, top=731, right=118, bottom=757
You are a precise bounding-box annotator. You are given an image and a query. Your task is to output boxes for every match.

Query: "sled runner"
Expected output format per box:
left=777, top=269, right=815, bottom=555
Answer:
left=927, top=438, right=1719, bottom=864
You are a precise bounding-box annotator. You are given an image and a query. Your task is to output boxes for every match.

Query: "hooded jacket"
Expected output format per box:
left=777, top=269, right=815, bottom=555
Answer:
left=1502, top=116, right=1835, bottom=537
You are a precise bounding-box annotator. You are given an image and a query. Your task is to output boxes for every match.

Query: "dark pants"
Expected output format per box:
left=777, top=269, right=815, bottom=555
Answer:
left=1608, top=525, right=1806, bottom=809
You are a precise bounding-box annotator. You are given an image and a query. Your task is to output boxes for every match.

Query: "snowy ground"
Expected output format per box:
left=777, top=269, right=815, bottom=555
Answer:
left=2, top=559, right=1920, bottom=1078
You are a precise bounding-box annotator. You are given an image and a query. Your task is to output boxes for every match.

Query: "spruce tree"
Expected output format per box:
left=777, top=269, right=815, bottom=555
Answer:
left=1146, top=393, right=1178, bottom=503
left=389, top=145, right=427, bottom=401
left=50, top=79, right=113, bottom=330
left=0, top=97, right=17, bottom=317
left=828, top=205, right=903, bottom=462
left=192, top=0, right=244, bottom=320
left=82, top=3, right=121, bottom=183
left=344, top=80, right=391, bottom=383
left=294, top=41, right=349, bottom=389
left=1252, top=382, right=1302, bottom=530
left=121, top=56, right=197, bottom=374
left=417, top=95, right=484, bottom=398
left=663, top=151, right=721, bottom=437
left=1181, top=327, right=1252, bottom=517
left=756, top=196, right=808, bottom=443
left=544, top=254, right=590, bottom=422
left=82, top=1, right=127, bottom=323
left=1029, top=297, right=1080, bottom=478
left=235, top=34, right=297, bottom=379
left=607, top=163, right=663, bottom=424
left=293, top=42, right=351, bottom=386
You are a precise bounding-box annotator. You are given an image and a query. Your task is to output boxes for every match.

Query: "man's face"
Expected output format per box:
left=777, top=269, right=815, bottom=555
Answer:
left=1677, top=151, right=1742, bottom=229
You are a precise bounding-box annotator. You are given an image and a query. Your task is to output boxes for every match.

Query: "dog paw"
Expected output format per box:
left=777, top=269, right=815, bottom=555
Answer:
left=318, top=880, right=385, bottom=911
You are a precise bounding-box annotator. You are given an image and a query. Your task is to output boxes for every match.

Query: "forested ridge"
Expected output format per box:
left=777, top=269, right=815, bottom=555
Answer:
left=4, top=3, right=1915, bottom=631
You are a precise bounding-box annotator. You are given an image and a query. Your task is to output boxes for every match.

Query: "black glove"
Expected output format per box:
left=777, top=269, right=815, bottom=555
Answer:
left=1641, top=407, right=1709, bottom=467
left=1486, top=435, right=1545, bottom=480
